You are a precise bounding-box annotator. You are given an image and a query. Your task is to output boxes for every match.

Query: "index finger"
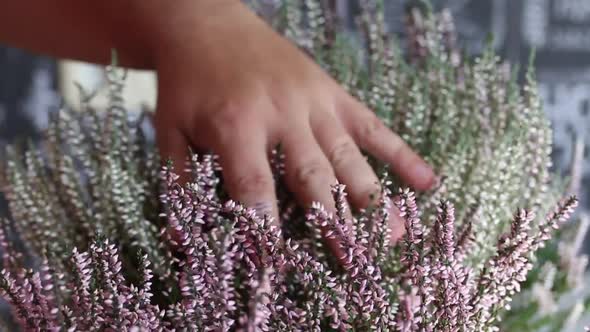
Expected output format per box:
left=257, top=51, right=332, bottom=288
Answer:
left=215, top=129, right=280, bottom=222
left=339, top=94, right=437, bottom=191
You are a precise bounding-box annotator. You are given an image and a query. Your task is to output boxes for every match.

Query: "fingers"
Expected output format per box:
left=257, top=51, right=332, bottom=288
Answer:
left=215, top=126, right=279, bottom=221
left=311, top=111, right=381, bottom=209
left=154, top=79, right=199, bottom=185
left=281, top=122, right=346, bottom=258
left=388, top=205, right=406, bottom=244
left=282, top=123, right=339, bottom=210
left=339, top=95, right=437, bottom=191
left=155, top=124, right=192, bottom=184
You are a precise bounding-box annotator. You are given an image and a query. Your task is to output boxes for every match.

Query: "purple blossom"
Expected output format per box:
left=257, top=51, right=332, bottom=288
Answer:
left=0, top=163, right=579, bottom=332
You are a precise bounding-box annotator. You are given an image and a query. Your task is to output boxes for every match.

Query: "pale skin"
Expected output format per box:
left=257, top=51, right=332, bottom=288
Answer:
left=0, top=1, right=436, bottom=251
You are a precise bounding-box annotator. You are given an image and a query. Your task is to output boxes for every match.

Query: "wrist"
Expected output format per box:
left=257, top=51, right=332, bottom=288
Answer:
left=133, top=0, right=251, bottom=69
left=90, top=0, right=243, bottom=69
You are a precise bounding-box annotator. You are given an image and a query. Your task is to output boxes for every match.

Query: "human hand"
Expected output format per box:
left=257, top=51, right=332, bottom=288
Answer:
left=151, top=1, right=435, bottom=242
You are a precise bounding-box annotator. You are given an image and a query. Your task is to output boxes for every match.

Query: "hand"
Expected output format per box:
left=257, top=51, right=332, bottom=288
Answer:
left=152, top=2, right=435, bottom=238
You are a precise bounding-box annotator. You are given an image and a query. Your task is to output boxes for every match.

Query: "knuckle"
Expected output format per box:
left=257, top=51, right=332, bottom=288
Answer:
left=209, top=99, right=256, bottom=137
left=327, top=139, right=358, bottom=168
left=232, top=172, right=274, bottom=196
left=357, top=115, right=386, bottom=142
left=293, top=160, right=332, bottom=187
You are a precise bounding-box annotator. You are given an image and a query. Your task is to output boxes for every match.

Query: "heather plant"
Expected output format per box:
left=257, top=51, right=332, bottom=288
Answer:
left=500, top=214, right=589, bottom=332
left=0, top=1, right=583, bottom=331
left=499, top=139, right=590, bottom=332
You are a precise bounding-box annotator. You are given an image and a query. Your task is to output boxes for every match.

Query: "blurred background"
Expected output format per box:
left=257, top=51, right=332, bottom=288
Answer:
left=0, top=1, right=587, bottom=256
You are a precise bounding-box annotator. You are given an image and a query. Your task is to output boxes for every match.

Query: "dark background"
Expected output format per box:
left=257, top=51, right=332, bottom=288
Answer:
left=0, top=0, right=588, bottom=249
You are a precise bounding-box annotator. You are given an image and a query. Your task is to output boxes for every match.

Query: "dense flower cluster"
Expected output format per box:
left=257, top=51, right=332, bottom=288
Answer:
left=0, top=1, right=584, bottom=331
left=0, top=162, right=578, bottom=331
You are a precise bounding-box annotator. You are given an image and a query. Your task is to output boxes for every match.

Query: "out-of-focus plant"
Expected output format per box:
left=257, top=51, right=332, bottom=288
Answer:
left=500, top=137, right=589, bottom=332
left=0, top=1, right=582, bottom=331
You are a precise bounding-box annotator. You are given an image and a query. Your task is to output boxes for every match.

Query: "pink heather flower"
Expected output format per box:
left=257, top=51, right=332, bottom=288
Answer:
left=283, top=238, right=351, bottom=330
left=394, top=188, right=433, bottom=328
left=223, top=202, right=284, bottom=277
left=331, top=183, right=350, bottom=231
left=237, top=267, right=273, bottom=332
left=128, top=253, right=162, bottom=330
left=396, top=294, right=418, bottom=332
left=394, top=189, right=425, bottom=283
left=29, top=270, right=55, bottom=330
left=472, top=208, right=537, bottom=328
left=0, top=270, right=37, bottom=330
left=69, top=247, right=93, bottom=328
left=365, top=179, right=394, bottom=265
left=305, top=189, right=396, bottom=329
left=89, top=240, right=128, bottom=330
left=187, top=153, right=220, bottom=202
left=208, top=225, right=239, bottom=330
left=455, top=218, right=475, bottom=263
left=532, top=196, right=579, bottom=250
left=431, top=201, right=472, bottom=331
left=433, top=201, right=456, bottom=260
left=306, top=200, right=358, bottom=271
left=0, top=167, right=581, bottom=332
